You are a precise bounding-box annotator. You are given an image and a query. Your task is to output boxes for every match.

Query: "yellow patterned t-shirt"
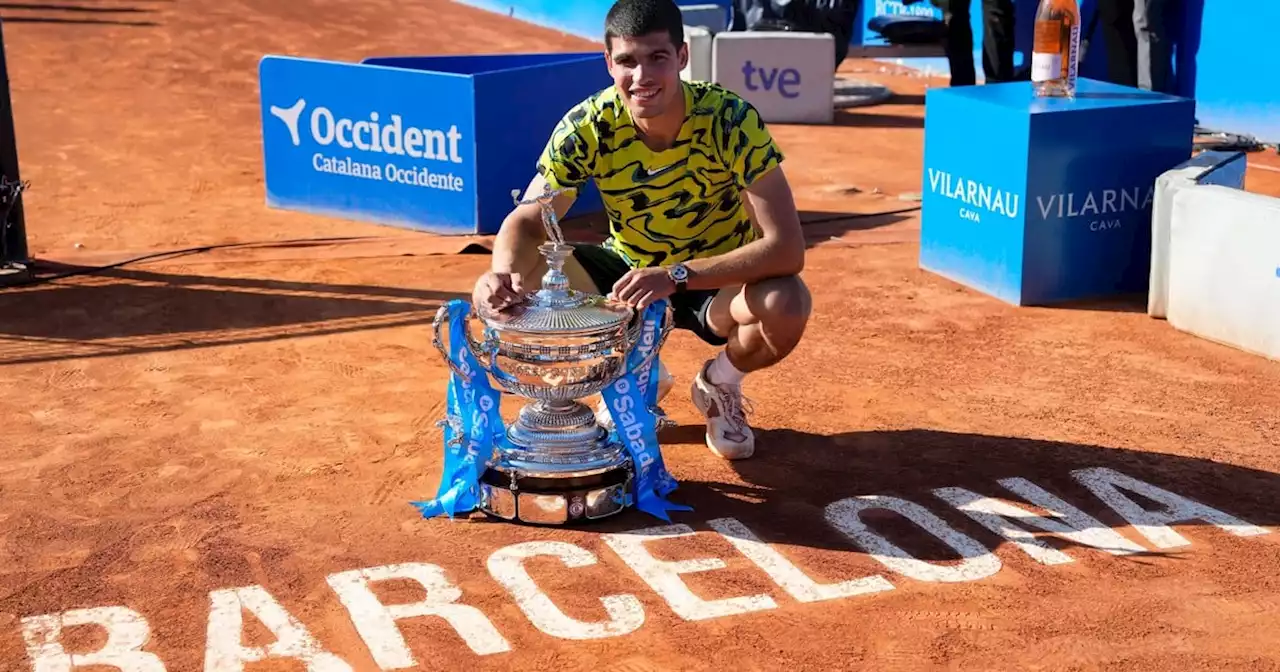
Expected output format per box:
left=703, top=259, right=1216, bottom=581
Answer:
left=535, top=80, right=785, bottom=268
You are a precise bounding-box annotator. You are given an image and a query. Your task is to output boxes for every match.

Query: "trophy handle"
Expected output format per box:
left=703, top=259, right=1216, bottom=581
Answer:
left=483, top=329, right=522, bottom=390
left=432, top=304, right=476, bottom=379
left=625, top=303, right=675, bottom=377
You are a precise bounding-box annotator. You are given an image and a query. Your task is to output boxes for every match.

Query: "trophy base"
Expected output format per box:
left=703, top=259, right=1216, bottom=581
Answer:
left=477, top=464, right=633, bottom=525
left=477, top=399, right=639, bottom=525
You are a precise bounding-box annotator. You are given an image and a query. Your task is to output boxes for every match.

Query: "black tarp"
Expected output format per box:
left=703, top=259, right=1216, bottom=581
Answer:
left=729, top=0, right=861, bottom=68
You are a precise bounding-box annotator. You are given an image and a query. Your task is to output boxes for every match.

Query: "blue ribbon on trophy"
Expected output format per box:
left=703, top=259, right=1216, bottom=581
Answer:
left=601, top=299, right=690, bottom=520
left=412, top=297, right=689, bottom=521
left=411, top=299, right=505, bottom=519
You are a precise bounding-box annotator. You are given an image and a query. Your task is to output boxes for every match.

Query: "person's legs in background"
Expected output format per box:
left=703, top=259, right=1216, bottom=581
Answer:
left=980, top=0, right=1016, bottom=82
left=943, top=0, right=1014, bottom=86
left=943, top=0, right=978, bottom=86
left=1133, top=0, right=1174, bottom=92
left=829, top=0, right=860, bottom=70
left=1099, top=0, right=1139, bottom=87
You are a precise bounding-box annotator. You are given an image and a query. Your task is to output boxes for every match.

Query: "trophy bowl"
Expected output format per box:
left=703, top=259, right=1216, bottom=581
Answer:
left=429, top=185, right=672, bottom=525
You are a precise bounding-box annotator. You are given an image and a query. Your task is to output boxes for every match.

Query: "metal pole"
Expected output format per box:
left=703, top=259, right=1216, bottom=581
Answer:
left=0, top=17, right=28, bottom=268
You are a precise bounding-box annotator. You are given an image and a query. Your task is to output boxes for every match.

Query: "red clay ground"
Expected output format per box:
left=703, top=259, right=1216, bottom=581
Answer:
left=2, top=1, right=1280, bottom=670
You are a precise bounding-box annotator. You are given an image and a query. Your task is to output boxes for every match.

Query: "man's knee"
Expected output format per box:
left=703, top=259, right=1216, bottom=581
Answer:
left=741, top=275, right=812, bottom=327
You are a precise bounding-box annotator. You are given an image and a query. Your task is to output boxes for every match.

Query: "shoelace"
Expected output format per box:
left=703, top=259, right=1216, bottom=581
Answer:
left=713, top=384, right=755, bottom=433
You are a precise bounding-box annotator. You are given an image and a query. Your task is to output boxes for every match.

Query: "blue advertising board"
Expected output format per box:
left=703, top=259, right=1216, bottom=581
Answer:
left=259, top=52, right=611, bottom=235
left=853, top=0, right=943, bottom=46
left=919, top=78, right=1195, bottom=306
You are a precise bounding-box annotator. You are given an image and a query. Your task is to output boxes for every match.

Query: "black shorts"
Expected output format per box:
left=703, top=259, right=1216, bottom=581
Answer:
left=571, top=242, right=728, bottom=346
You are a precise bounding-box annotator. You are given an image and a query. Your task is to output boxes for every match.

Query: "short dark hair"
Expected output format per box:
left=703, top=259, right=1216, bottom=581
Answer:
left=604, top=0, right=685, bottom=52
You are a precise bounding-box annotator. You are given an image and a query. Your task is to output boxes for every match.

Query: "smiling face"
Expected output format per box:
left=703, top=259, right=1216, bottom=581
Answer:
left=605, top=31, right=688, bottom=120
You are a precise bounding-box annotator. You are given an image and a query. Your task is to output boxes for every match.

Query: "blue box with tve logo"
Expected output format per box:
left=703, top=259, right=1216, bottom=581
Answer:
left=919, top=78, right=1196, bottom=306
left=259, top=52, right=611, bottom=236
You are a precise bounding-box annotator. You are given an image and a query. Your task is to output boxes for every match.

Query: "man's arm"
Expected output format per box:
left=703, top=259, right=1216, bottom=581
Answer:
left=682, top=165, right=805, bottom=291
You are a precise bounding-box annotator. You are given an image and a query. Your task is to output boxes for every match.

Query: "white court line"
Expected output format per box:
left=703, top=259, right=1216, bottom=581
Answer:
left=1248, top=162, right=1280, bottom=173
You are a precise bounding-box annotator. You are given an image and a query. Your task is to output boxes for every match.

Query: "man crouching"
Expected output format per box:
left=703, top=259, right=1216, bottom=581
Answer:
left=472, top=0, right=812, bottom=459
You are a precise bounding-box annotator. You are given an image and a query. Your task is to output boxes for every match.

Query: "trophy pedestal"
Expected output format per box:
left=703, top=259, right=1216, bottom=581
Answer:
left=477, top=399, right=634, bottom=525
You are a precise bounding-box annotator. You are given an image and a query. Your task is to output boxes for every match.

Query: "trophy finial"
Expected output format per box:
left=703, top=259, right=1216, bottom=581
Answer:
left=512, top=182, right=573, bottom=247
left=512, top=183, right=578, bottom=299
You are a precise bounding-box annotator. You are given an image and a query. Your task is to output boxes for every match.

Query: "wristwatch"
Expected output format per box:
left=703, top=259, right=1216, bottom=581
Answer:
left=667, top=262, right=690, bottom=293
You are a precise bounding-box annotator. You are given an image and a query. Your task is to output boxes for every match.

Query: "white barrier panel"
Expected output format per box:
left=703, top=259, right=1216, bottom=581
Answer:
left=682, top=25, right=713, bottom=83
left=680, top=4, right=728, bottom=34
left=1165, top=184, right=1280, bottom=361
left=712, top=32, right=835, bottom=124
left=1148, top=150, right=1247, bottom=318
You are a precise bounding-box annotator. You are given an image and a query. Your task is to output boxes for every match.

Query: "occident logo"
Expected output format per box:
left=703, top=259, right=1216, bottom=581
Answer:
left=269, top=97, right=464, bottom=163
left=269, top=97, right=467, bottom=193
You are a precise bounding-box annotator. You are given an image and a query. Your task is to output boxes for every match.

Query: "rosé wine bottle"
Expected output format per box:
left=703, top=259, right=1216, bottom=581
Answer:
left=1031, top=0, right=1081, bottom=98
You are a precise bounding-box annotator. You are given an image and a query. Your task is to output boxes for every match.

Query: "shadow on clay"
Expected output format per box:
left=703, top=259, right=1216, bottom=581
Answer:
left=0, top=263, right=467, bottom=365
left=888, top=93, right=926, bottom=106
left=541, top=428, right=1279, bottom=564
left=0, top=200, right=909, bottom=367
left=798, top=209, right=917, bottom=243
left=1041, top=293, right=1151, bottom=314
left=0, top=2, right=163, bottom=27
left=832, top=108, right=924, bottom=129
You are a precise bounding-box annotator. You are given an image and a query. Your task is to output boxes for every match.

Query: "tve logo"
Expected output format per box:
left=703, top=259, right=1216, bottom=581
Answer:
left=714, top=33, right=834, bottom=123
left=741, top=61, right=801, bottom=99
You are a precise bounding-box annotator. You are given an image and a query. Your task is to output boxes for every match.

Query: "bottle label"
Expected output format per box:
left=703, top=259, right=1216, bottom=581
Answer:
left=1033, top=19, right=1062, bottom=53
left=1067, top=22, right=1081, bottom=87
left=1031, top=53, right=1062, bottom=83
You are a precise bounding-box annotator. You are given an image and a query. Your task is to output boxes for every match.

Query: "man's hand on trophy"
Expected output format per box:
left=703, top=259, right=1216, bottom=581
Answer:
left=610, top=267, right=676, bottom=310
left=473, top=271, right=526, bottom=314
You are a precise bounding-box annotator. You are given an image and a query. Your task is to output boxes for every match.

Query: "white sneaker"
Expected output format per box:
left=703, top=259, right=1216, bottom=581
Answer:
left=596, top=360, right=674, bottom=430
left=689, top=360, right=755, bottom=460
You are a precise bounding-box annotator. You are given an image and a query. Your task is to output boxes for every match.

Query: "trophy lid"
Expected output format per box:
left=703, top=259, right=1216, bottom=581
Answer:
left=487, top=288, right=632, bottom=336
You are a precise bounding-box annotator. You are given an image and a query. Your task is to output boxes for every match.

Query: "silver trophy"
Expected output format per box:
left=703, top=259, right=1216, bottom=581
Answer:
left=431, top=183, right=672, bottom=525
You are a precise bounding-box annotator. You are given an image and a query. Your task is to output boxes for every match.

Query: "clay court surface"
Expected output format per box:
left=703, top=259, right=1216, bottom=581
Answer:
left=3, top=1, right=1280, bottom=670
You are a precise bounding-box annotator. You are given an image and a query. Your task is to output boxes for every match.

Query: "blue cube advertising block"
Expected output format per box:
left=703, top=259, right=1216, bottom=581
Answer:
left=919, top=79, right=1196, bottom=306
left=259, top=52, right=612, bottom=235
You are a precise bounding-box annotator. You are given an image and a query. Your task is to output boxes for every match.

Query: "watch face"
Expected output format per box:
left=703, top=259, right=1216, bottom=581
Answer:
left=670, top=264, right=689, bottom=281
